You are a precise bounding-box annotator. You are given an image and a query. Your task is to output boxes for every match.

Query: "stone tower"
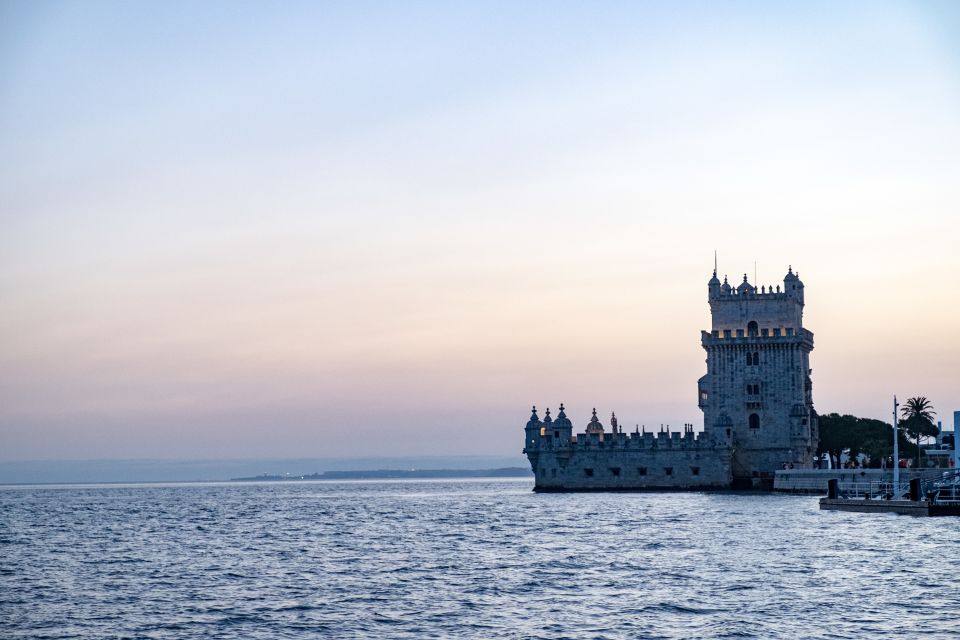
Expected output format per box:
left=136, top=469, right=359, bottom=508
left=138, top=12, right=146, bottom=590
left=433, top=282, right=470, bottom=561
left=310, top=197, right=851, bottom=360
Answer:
left=698, top=266, right=817, bottom=484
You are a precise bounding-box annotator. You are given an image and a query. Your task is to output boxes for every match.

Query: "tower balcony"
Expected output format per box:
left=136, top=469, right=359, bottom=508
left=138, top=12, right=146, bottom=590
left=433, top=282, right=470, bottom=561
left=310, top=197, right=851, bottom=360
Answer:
left=701, top=328, right=814, bottom=351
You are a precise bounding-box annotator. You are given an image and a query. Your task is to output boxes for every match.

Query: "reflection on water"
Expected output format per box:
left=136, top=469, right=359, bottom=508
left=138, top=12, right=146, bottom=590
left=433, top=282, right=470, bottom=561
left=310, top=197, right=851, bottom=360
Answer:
left=2, top=479, right=958, bottom=638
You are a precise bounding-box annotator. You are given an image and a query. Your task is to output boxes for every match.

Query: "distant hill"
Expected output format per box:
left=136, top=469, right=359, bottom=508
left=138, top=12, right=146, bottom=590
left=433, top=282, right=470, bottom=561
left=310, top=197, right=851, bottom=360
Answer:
left=231, top=467, right=532, bottom=481
left=0, top=455, right=529, bottom=484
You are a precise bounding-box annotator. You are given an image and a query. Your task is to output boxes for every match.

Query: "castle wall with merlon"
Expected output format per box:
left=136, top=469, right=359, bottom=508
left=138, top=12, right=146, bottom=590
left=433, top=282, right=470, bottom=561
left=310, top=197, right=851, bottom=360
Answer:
left=526, top=429, right=732, bottom=491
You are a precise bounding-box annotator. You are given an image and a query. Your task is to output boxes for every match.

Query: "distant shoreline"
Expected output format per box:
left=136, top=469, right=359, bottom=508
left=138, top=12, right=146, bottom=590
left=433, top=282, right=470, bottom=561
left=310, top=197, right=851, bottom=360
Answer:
left=230, top=467, right=533, bottom=481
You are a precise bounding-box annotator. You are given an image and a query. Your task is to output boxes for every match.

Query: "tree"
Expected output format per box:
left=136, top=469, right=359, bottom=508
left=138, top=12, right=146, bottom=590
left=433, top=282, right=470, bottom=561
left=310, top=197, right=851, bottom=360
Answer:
left=817, top=413, right=915, bottom=468
left=900, top=397, right=938, bottom=468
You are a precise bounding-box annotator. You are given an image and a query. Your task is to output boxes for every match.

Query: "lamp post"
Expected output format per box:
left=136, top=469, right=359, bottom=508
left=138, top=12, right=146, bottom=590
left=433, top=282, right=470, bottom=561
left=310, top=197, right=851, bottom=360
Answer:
left=893, top=395, right=900, bottom=497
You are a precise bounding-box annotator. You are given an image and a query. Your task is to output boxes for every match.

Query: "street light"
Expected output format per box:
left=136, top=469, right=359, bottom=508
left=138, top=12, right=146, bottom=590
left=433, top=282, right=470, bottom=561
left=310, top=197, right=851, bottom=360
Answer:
left=893, top=395, right=900, bottom=498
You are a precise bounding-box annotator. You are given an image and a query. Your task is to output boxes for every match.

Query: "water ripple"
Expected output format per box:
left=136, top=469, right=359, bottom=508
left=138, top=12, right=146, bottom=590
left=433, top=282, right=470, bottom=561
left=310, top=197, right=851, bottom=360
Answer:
left=1, top=480, right=959, bottom=638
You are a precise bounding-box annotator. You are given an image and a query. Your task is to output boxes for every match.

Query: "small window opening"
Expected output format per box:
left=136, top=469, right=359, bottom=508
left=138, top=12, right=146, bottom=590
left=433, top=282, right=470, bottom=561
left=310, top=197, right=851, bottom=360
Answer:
left=584, top=468, right=594, bottom=477
left=749, top=413, right=760, bottom=429
left=691, top=467, right=701, bottom=476
left=610, top=467, right=621, bottom=477
left=637, top=467, right=648, bottom=476
left=664, top=467, right=673, bottom=476
left=747, top=321, right=758, bottom=336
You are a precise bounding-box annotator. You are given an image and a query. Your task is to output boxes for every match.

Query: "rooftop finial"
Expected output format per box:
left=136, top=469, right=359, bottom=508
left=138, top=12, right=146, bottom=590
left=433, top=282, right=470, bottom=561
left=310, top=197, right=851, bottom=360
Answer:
left=713, top=250, right=718, bottom=276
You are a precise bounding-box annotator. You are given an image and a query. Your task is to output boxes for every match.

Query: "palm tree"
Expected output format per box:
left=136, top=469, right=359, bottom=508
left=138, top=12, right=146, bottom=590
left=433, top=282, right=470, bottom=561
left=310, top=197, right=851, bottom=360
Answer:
left=900, top=397, right=937, bottom=468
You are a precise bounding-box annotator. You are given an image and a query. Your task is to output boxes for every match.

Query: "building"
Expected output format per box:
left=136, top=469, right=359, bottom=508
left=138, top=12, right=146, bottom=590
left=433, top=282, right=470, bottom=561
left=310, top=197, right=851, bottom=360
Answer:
left=523, top=265, right=818, bottom=490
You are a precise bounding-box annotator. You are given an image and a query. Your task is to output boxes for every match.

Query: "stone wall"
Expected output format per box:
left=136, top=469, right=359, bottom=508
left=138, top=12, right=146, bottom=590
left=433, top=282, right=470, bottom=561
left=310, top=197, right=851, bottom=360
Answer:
left=527, top=431, right=733, bottom=491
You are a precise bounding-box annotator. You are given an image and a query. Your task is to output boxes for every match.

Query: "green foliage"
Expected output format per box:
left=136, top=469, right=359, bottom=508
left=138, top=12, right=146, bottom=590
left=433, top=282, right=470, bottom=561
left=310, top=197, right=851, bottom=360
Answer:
left=900, top=396, right=938, bottom=444
left=900, top=396, right=938, bottom=467
left=817, top=413, right=915, bottom=466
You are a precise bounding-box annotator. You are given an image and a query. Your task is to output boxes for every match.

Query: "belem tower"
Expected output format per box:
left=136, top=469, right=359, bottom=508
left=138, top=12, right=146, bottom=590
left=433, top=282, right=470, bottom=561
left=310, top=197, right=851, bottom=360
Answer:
left=523, top=265, right=818, bottom=490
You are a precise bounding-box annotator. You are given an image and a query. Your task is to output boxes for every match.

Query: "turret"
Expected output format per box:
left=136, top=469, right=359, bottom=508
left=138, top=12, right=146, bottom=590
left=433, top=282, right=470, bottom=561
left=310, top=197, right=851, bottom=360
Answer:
left=720, top=275, right=731, bottom=295
left=523, top=405, right=542, bottom=451
left=554, top=403, right=573, bottom=443
left=784, top=265, right=804, bottom=306
left=708, top=269, right=722, bottom=300
left=585, top=408, right=604, bottom=434
left=541, top=407, right=553, bottom=443
left=736, top=274, right=754, bottom=295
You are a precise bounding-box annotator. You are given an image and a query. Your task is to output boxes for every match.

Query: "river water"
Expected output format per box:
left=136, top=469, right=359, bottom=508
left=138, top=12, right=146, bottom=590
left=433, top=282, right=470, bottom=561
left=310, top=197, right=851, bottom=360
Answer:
left=2, top=479, right=958, bottom=638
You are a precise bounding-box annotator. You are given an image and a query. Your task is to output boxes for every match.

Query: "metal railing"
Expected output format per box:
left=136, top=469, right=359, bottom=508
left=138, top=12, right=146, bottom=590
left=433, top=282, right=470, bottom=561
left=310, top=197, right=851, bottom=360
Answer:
left=836, top=481, right=908, bottom=501
left=923, top=470, right=960, bottom=505
left=835, top=470, right=960, bottom=504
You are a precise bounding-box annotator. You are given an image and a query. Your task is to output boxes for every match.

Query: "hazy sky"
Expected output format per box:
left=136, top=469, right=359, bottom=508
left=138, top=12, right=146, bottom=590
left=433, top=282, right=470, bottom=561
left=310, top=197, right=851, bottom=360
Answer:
left=2, top=1, right=959, bottom=461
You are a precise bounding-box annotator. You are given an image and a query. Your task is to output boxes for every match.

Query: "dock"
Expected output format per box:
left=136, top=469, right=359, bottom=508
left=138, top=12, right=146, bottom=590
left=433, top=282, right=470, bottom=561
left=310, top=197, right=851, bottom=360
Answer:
left=818, top=471, right=960, bottom=517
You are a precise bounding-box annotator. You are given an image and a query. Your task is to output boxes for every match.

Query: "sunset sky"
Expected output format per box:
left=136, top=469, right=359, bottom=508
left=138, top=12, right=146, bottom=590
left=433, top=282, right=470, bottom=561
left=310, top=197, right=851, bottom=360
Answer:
left=2, top=1, right=959, bottom=461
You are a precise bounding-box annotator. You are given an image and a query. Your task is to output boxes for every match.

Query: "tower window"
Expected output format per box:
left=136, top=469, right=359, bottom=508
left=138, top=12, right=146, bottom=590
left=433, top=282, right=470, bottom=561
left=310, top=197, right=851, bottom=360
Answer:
left=747, top=321, right=758, bottom=336
left=610, top=467, right=621, bottom=477
left=637, top=467, right=648, bottom=476
left=691, top=467, right=701, bottom=476
left=584, top=468, right=594, bottom=477
left=554, top=431, right=559, bottom=438
left=749, top=413, right=760, bottom=429
left=664, top=467, right=674, bottom=476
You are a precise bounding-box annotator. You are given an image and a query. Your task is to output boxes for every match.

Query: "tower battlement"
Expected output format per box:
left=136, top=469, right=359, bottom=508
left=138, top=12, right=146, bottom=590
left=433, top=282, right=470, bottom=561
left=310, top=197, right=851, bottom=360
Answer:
left=707, top=267, right=805, bottom=333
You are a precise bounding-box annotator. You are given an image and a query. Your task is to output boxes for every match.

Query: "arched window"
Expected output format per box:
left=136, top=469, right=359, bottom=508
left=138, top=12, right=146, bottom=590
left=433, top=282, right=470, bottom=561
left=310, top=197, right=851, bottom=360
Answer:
left=752, top=351, right=759, bottom=365
left=749, top=413, right=760, bottom=429
left=745, top=352, right=753, bottom=366
left=747, top=321, right=758, bottom=336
